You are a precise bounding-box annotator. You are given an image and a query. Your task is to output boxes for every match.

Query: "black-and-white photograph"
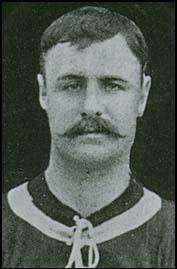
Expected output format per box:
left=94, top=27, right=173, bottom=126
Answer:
left=2, top=2, right=175, bottom=268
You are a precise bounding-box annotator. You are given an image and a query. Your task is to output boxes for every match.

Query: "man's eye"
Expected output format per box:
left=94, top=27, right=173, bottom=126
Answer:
left=63, top=82, right=81, bottom=91
left=105, top=83, right=125, bottom=92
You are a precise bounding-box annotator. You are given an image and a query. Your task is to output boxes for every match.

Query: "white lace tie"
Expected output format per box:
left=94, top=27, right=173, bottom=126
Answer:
left=65, top=215, right=100, bottom=268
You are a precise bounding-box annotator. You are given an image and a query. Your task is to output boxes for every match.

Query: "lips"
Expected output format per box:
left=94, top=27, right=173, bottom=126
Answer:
left=76, top=132, right=109, bottom=144
left=79, top=121, right=110, bottom=133
left=76, top=127, right=111, bottom=136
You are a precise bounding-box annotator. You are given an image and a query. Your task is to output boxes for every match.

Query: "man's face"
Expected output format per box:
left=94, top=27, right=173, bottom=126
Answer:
left=38, top=34, right=151, bottom=165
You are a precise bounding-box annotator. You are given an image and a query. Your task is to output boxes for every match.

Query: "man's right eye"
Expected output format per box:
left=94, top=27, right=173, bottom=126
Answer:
left=62, top=82, right=82, bottom=91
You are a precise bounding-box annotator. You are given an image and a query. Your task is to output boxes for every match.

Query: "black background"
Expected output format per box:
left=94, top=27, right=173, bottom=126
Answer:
left=2, top=2, right=175, bottom=201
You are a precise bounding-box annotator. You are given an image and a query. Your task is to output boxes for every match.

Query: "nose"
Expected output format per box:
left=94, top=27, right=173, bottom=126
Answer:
left=81, top=80, right=103, bottom=117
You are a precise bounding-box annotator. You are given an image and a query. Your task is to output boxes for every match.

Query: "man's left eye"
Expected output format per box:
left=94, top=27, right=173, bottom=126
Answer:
left=105, top=83, right=125, bottom=92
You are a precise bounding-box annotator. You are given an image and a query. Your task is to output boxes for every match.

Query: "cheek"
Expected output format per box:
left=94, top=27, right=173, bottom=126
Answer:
left=107, top=93, right=139, bottom=134
left=47, top=94, right=80, bottom=133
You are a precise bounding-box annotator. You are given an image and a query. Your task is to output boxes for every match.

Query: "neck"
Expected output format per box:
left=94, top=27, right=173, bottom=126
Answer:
left=45, top=149, right=131, bottom=218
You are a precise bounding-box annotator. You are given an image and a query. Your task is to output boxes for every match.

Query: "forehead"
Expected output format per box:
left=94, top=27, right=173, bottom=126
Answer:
left=45, top=34, right=141, bottom=81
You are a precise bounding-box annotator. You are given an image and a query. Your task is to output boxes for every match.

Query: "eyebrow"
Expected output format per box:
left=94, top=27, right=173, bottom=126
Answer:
left=57, top=74, right=85, bottom=81
left=99, top=76, right=128, bottom=84
left=57, top=74, right=128, bottom=83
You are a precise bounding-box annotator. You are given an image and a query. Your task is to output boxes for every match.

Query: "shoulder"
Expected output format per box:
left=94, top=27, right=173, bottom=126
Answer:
left=145, top=191, right=175, bottom=249
left=152, top=196, right=175, bottom=232
left=2, top=182, right=34, bottom=268
left=138, top=187, right=175, bottom=248
left=2, top=183, right=30, bottom=235
left=154, top=198, right=175, bottom=268
left=158, top=198, right=175, bottom=241
left=143, top=187, right=175, bottom=234
left=140, top=188, right=175, bottom=268
left=2, top=190, right=19, bottom=267
left=160, top=198, right=175, bottom=224
left=2, top=190, right=17, bottom=228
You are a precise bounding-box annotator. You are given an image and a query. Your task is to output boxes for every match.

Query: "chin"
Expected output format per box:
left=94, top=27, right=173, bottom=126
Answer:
left=54, top=133, right=134, bottom=166
left=70, top=145, right=113, bottom=164
left=58, top=140, right=128, bottom=167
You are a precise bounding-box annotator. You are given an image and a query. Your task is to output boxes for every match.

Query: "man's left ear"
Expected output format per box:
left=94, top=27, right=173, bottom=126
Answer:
left=138, top=74, right=151, bottom=117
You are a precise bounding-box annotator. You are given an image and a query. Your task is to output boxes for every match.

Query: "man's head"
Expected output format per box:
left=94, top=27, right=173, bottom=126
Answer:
left=37, top=6, right=151, bottom=166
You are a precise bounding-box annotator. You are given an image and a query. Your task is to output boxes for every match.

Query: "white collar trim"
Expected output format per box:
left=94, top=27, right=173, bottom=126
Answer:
left=7, top=182, right=162, bottom=244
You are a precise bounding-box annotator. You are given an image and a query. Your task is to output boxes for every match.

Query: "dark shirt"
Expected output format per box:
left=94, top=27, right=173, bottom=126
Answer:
left=2, top=174, right=175, bottom=268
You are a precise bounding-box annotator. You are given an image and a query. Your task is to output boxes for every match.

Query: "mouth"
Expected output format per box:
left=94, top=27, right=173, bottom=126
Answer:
left=64, top=124, right=126, bottom=139
left=77, top=132, right=109, bottom=137
left=73, top=126, right=111, bottom=136
left=78, top=128, right=110, bottom=133
left=71, top=131, right=112, bottom=145
left=74, top=129, right=111, bottom=138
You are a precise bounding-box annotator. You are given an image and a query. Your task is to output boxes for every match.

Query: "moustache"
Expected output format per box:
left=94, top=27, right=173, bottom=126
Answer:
left=64, top=116, right=126, bottom=139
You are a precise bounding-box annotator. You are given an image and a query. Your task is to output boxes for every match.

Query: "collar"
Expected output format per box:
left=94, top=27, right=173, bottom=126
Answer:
left=7, top=173, right=162, bottom=242
left=26, top=173, right=145, bottom=226
left=7, top=174, right=162, bottom=268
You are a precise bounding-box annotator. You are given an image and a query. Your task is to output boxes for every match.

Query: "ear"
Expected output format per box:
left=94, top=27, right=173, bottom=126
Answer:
left=138, top=74, right=151, bottom=117
left=37, top=74, right=47, bottom=110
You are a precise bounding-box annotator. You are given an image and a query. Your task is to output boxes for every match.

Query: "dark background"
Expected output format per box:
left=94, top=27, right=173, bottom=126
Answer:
left=2, top=2, right=175, bottom=201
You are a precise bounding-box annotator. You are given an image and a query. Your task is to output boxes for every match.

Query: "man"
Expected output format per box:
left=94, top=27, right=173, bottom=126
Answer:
left=3, top=6, right=175, bottom=268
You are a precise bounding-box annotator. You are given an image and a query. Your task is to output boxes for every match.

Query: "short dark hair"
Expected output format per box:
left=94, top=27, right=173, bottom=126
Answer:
left=40, top=6, right=148, bottom=78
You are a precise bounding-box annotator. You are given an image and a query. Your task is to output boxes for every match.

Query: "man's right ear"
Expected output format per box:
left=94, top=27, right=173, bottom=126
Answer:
left=37, top=74, right=47, bottom=110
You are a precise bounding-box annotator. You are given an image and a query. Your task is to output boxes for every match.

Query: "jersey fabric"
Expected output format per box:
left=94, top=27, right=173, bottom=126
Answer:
left=2, top=173, right=175, bottom=268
